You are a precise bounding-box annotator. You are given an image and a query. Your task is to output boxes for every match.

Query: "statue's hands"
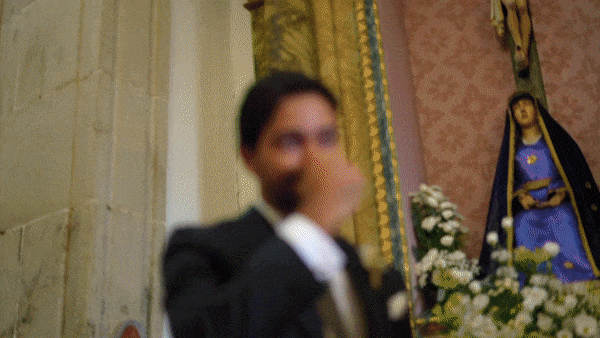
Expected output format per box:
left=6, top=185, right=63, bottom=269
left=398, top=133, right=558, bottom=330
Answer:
left=538, top=189, right=567, bottom=208
left=517, top=192, right=538, bottom=210
left=296, top=149, right=365, bottom=236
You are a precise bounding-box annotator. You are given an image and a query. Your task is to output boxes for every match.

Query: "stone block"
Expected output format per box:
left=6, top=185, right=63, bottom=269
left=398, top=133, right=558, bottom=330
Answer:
left=70, top=72, right=115, bottom=206
left=97, top=0, right=119, bottom=76
left=151, top=0, right=172, bottom=98
left=0, top=0, right=37, bottom=27
left=116, top=0, right=152, bottom=91
left=62, top=199, right=101, bottom=338
left=16, top=209, right=69, bottom=338
left=76, top=0, right=107, bottom=76
left=111, top=83, right=151, bottom=213
left=102, top=209, right=150, bottom=337
left=151, top=95, right=169, bottom=223
left=0, top=228, right=25, bottom=336
left=0, top=0, right=81, bottom=111
left=0, top=86, right=76, bottom=231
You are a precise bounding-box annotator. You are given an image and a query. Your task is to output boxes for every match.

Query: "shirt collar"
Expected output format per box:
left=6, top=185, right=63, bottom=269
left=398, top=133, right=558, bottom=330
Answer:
left=255, top=199, right=284, bottom=226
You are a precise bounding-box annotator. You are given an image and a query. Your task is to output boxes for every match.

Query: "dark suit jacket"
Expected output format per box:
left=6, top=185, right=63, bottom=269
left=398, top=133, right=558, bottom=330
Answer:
left=163, top=208, right=411, bottom=337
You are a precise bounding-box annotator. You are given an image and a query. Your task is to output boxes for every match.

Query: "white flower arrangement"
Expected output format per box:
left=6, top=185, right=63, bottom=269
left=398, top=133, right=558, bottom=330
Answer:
left=411, top=184, right=600, bottom=338
left=410, top=184, right=478, bottom=303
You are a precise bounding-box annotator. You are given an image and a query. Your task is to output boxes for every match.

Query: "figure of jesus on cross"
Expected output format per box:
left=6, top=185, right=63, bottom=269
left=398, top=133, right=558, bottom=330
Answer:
left=491, top=0, right=531, bottom=73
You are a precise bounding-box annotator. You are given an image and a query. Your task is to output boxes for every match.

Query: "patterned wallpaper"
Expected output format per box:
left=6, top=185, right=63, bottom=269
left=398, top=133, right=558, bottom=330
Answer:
left=399, top=0, right=600, bottom=258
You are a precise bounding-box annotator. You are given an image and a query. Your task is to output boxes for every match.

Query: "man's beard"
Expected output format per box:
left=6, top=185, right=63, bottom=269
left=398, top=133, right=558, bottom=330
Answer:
left=264, top=171, right=302, bottom=215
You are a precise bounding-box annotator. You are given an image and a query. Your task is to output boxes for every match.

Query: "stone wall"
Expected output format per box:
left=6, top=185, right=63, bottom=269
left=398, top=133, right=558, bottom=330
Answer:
left=0, top=0, right=170, bottom=337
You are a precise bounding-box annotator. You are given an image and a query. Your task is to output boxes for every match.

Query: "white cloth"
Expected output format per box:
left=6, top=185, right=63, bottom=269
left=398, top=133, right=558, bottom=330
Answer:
left=255, top=201, right=347, bottom=282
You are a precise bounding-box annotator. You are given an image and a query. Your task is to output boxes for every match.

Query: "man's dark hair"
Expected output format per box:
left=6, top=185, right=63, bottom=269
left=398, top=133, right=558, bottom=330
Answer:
left=239, top=71, right=338, bottom=151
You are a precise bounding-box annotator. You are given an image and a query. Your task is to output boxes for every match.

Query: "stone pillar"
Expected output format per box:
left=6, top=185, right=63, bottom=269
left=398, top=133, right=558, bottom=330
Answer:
left=0, top=0, right=170, bottom=337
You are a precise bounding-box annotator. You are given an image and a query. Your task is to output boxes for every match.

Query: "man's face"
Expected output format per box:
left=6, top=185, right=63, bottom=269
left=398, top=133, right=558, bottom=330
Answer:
left=243, top=92, right=341, bottom=214
left=512, top=98, right=538, bottom=128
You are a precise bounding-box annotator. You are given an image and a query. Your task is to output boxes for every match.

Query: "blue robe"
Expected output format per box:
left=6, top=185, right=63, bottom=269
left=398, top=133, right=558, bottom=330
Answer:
left=513, top=138, right=595, bottom=282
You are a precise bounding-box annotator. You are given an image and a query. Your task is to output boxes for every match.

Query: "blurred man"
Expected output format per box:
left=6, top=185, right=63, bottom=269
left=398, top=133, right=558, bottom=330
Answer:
left=163, top=71, right=410, bottom=338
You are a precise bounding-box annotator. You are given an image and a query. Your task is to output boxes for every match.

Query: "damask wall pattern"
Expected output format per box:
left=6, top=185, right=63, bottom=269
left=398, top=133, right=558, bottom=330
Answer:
left=400, top=0, right=600, bottom=258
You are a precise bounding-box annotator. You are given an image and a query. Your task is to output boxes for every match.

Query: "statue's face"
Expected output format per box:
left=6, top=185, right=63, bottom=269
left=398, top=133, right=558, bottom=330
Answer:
left=512, top=98, right=537, bottom=128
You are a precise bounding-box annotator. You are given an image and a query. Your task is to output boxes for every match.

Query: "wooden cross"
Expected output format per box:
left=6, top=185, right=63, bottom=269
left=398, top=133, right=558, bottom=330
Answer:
left=493, top=0, right=549, bottom=109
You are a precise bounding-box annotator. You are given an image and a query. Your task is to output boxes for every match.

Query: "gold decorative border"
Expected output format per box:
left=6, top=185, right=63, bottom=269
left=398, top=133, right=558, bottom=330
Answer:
left=355, top=1, right=416, bottom=336
left=507, top=111, right=515, bottom=265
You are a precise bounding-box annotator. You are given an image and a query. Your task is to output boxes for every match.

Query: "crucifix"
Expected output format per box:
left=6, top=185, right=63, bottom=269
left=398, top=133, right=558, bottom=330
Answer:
left=491, top=0, right=548, bottom=109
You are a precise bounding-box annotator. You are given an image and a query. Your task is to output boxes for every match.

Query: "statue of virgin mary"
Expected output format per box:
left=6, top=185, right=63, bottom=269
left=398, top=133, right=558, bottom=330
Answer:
left=479, top=91, right=600, bottom=283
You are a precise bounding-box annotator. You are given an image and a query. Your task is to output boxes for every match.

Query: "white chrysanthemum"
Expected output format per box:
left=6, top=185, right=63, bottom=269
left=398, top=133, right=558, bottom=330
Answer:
left=433, top=256, right=448, bottom=269
left=419, top=183, right=429, bottom=192
left=486, top=231, right=499, bottom=246
left=431, top=191, right=444, bottom=201
left=440, top=201, right=453, bottom=210
left=515, top=311, right=533, bottom=325
left=564, top=294, right=577, bottom=311
left=544, top=300, right=567, bottom=318
left=522, top=298, right=537, bottom=312
left=496, top=266, right=519, bottom=279
left=530, top=274, right=549, bottom=286
left=414, top=262, right=422, bottom=275
left=421, top=215, right=440, bottom=231
left=424, top=195, right=439, bottom=208
left=440, top=222, right=455, bottom=233
left=472, top=294, right=490, bottom=311
left=554, top=304, right=567, bottom=317
left=446, top=219, right=466, bottom=230
left=468, top=280, right=482, bottom=294
left=532, top=286, right=549, bottom=301
left=447, top=219, right=460, bottom=229
left=537, top=313, right=554, bottom=332
left=387, top=291, right=408, bottom=320
left=448, top=250, right=466, bottom=261
left=470, top=314, right=498, bottom=337
left=567, top=281, right=588, bottom=296
left=420, top=248, right=438, bottom=272
left=543, top=241, right=560, bottom=257
left=522, top=286, right=549, bottom=311
left=492, top=249, right=511, bottom=263
left=501, top=216, right=513, bottom=230
left=430, top=185, right=443, bottom=192
left=503, top=277, right=514, bottom=289
left=574, top=312, right=599, bottom=337
left=556, top=329, right=573, bottom=338
left=418, top=273, right=428, bottom=287
left=548, top=278, right=564, bottom=292
left=450, top=268, right=473, bottom=284
left=440, top=235, right=454, bottom=247
left=441, top=209, right=454, bottom=220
